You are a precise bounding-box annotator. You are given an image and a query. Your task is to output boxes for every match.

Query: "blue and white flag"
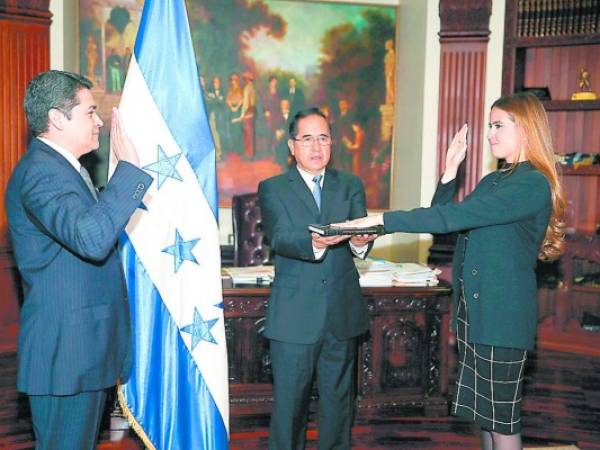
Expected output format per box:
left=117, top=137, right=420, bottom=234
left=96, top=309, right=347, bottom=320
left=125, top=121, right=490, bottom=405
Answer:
left=113, top=1, right=229, bottom=448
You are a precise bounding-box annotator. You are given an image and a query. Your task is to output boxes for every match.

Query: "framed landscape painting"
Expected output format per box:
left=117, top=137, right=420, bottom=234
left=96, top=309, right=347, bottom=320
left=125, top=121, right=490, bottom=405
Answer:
left=79, top=0, right=396, bottom=208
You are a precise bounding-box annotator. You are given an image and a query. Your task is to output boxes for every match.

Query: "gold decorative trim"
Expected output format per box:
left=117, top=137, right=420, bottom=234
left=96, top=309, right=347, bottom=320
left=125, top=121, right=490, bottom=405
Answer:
left=117, top=383, right=156, bottom=450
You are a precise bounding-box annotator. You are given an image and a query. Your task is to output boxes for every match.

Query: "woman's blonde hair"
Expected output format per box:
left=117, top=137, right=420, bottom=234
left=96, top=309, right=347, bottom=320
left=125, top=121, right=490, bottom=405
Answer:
left=492, top=92, right=566, bottom=261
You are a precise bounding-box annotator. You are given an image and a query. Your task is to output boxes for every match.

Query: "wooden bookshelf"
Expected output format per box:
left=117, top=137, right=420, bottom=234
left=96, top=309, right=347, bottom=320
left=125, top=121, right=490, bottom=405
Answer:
left=543, top=99, right=600, bottom=111
left=559, top=165, right=600, bottom=176
left=503, top=1, right=600, bottom=354
left=509, top=33, right=600, bottom=47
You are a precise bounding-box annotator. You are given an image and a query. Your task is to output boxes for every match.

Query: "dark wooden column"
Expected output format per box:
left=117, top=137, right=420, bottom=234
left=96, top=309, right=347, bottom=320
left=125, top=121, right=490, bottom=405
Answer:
left=0, top=0, right=51, bottom=350
left=437, top=0, right=491, bottom=196
left=429, top=0, right=492, bottom=271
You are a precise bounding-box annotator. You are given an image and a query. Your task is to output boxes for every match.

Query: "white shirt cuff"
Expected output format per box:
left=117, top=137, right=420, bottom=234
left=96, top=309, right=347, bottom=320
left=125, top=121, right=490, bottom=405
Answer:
left=313, top=246, right=326, bottom=260
left=349, top=241, right=368, bottom=259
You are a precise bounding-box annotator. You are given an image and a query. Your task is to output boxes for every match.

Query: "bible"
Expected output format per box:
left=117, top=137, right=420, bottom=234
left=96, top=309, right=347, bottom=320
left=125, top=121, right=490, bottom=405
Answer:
left=308, top=224, right=385, bottom=236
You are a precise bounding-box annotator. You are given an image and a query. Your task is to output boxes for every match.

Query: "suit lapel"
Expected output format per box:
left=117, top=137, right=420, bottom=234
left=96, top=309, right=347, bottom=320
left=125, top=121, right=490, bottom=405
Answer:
left=32, top=138, right=96, bottom=201
left=287, top=166, right=320, bottom=217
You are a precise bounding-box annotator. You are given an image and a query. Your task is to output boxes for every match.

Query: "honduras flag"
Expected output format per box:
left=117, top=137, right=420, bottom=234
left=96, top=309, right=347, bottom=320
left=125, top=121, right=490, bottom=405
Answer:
left=112, top=1, right=229, bottom=448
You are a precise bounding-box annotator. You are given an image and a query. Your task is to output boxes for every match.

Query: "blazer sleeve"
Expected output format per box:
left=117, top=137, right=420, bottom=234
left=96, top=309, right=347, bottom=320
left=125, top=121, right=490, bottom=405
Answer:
left=431, top=178, right=457, bottom=206
left=383, top=171, right=551, bottom=234
left=347, top=175, right=373, bottom=257
left=258, top=180, right=317, bottom=262
left=348, top=175, right=368, bottom=219
left=20, top=161, right=153, bottom=261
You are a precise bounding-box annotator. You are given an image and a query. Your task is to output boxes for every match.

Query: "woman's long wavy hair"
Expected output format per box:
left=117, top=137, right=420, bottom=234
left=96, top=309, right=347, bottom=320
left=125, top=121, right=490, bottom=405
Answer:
left=492, top=92, right=566, bottom=261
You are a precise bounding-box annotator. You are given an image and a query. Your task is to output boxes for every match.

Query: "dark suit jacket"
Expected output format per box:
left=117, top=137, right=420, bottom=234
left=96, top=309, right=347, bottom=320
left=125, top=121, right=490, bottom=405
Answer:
left=383, top=162, right=551, bottom=350
left=287, top=88, right=305, bottom=116
left=258, top=166, right=369, bottom=344
left=5, top=138, right=153, bottom=395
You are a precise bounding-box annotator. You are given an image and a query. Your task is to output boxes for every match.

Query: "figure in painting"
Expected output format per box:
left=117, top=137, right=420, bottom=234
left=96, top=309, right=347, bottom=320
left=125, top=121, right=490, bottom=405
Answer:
left=263, top=75, right=281, bottom=156
left=341, top=121, right=365, bottom=176
left=106, top=49, right=123, bottom=93
left=240, top=71, right=257, bottom=160
left=384, top=39, right=395, bottom=105
left=286, top=76, right=305, bottom=116
left=273, top=98, right=292, bottom=171
left=333, top=98, right=353, bottom=172
left=206, top=75, right=227, bottom=161
left=226, top=72, right=244, bottom=154
left=85, top=33, right=98, bottom=83
left=123, top=47, right=132, bottom=72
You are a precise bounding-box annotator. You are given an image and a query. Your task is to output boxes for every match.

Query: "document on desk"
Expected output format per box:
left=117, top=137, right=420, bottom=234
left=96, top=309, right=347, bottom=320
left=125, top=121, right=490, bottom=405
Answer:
left=355, top=258, right=440, bottom=287
left=223, top=265, right=274, bottom=285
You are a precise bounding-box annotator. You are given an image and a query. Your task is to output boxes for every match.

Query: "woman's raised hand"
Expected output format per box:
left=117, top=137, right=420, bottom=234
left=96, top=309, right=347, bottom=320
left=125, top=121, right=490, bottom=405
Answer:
left=441, top=123, right=468, bottom=183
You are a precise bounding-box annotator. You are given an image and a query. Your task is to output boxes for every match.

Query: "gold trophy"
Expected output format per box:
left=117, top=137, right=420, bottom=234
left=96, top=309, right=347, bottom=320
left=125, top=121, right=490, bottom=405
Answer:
left=571, top=67, right=597, bottom=101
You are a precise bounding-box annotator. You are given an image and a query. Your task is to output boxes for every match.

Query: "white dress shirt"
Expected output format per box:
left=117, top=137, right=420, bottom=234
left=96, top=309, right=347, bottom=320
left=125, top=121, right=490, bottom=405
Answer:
left=38, top=137, right=82, bottom=172
left=296, top=166, right=368, bottom=260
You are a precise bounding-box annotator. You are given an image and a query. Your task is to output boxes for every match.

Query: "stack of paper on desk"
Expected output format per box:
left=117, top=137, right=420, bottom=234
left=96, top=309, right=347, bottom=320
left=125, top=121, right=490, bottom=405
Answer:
left=355, top=258, right=440, bottom=287
left=223, top=265, right=274, bottom=285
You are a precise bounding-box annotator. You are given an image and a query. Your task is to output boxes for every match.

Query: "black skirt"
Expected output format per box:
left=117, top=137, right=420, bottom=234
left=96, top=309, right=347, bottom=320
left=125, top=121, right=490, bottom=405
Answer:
left=451, top=288, right=527, bottom=435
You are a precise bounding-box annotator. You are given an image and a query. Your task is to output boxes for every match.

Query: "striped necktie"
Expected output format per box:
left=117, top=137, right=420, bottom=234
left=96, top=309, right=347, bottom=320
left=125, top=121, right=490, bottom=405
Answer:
left=80, top=165, right=98, bottom=201
left=312, top=175, right=322, bottom=211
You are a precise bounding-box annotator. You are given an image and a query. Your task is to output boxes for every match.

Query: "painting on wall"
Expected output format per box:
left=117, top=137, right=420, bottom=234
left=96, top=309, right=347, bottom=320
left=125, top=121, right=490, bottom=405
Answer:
left=79, top=0, right=396, bottom=209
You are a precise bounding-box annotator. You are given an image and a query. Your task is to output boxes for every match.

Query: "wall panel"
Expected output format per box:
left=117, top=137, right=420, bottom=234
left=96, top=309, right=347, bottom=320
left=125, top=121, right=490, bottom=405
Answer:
left=0, top=0, right=51, bottom=350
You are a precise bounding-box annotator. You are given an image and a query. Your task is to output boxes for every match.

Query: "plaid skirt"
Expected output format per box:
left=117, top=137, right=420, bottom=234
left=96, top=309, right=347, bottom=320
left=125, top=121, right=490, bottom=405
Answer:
left=451, top=287, right=527, bottom=435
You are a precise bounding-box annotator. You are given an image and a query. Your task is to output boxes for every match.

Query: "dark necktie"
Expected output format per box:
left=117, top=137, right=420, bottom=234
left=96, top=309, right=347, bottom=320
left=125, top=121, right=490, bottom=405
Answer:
left=312, top=175, right=322, bottom=211
left=80, top=165, right=98, bottom=201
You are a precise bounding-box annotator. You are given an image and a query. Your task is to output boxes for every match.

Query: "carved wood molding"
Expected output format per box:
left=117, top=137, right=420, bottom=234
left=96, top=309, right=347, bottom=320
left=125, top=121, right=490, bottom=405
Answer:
left=439, top=0, right=492, bottom=41
left=0, top=0, right=50, bottom=20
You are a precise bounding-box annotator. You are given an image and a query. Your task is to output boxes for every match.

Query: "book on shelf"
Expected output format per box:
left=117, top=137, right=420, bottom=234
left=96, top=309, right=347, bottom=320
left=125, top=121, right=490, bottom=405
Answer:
left=516, top=0, right=598, bottom=37
left=308, top=224, right=385, bottom=236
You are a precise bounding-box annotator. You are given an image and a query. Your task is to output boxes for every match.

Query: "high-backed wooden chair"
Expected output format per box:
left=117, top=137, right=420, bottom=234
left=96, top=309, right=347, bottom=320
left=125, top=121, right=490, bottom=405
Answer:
left=231, top=192, right=271, bottom=266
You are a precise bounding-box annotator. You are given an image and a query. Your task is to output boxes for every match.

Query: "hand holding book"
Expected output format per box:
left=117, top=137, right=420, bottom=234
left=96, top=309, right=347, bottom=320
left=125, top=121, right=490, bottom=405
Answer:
left=308, top=224, right=384, bottom=236
left=309, top=214, right=386, bottom=238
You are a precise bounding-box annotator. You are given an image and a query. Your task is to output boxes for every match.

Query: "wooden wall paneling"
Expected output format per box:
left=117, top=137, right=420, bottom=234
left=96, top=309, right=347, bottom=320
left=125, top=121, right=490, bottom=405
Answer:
left=428, top=0, right=492, bottom=269
left=437, top=42, right=487, bottom=198
left=587, top=111, right=600, bottom=151
left=523, top=45, right=600, bottom=100
left=0, top=13, right=50, bottom=248
left=0, top=0, right=51, bottom=351
left=561, top=172, right=600, bottom=235
left=437, top=0, right=492, bottom=199
left=547, top=110, right=600, bottom=152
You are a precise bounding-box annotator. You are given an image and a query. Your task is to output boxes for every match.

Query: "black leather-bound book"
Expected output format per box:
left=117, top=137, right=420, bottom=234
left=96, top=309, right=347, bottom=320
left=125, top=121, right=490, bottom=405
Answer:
left=308, top=224, right=385, bottom=236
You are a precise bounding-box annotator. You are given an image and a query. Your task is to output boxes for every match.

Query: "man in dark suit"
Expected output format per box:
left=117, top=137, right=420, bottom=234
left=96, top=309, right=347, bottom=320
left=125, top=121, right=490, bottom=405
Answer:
left=286, top=76, right=305, bottom=116
left=5, top=70, right=152, bottom=449
left=258, top=108, right=376, bottom=449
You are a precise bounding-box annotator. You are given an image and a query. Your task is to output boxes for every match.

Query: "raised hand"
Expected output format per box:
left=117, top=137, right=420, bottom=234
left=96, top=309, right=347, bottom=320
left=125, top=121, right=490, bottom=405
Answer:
left=441, top=123, right=468, bottom=183
left=110, top=108, right=140, bottom=166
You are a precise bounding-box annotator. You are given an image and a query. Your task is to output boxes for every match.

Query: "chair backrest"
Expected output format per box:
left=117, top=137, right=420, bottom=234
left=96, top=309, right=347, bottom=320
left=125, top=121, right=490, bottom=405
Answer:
left=232, top=192, right=271, bottom=266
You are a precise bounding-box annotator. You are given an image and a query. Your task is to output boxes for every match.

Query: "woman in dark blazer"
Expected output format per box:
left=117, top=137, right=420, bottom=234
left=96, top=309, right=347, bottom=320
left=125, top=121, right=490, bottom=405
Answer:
left=344, top=92, right=565, bottom=450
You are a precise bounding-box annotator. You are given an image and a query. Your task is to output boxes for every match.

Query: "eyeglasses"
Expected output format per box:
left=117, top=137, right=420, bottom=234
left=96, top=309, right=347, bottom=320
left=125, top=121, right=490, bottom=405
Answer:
left=293, top=134, right=332, bottom=148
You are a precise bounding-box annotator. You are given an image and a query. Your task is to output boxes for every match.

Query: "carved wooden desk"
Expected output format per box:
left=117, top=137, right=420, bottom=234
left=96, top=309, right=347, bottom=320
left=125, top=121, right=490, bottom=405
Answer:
left=224, top=283, right=452, bottom=422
